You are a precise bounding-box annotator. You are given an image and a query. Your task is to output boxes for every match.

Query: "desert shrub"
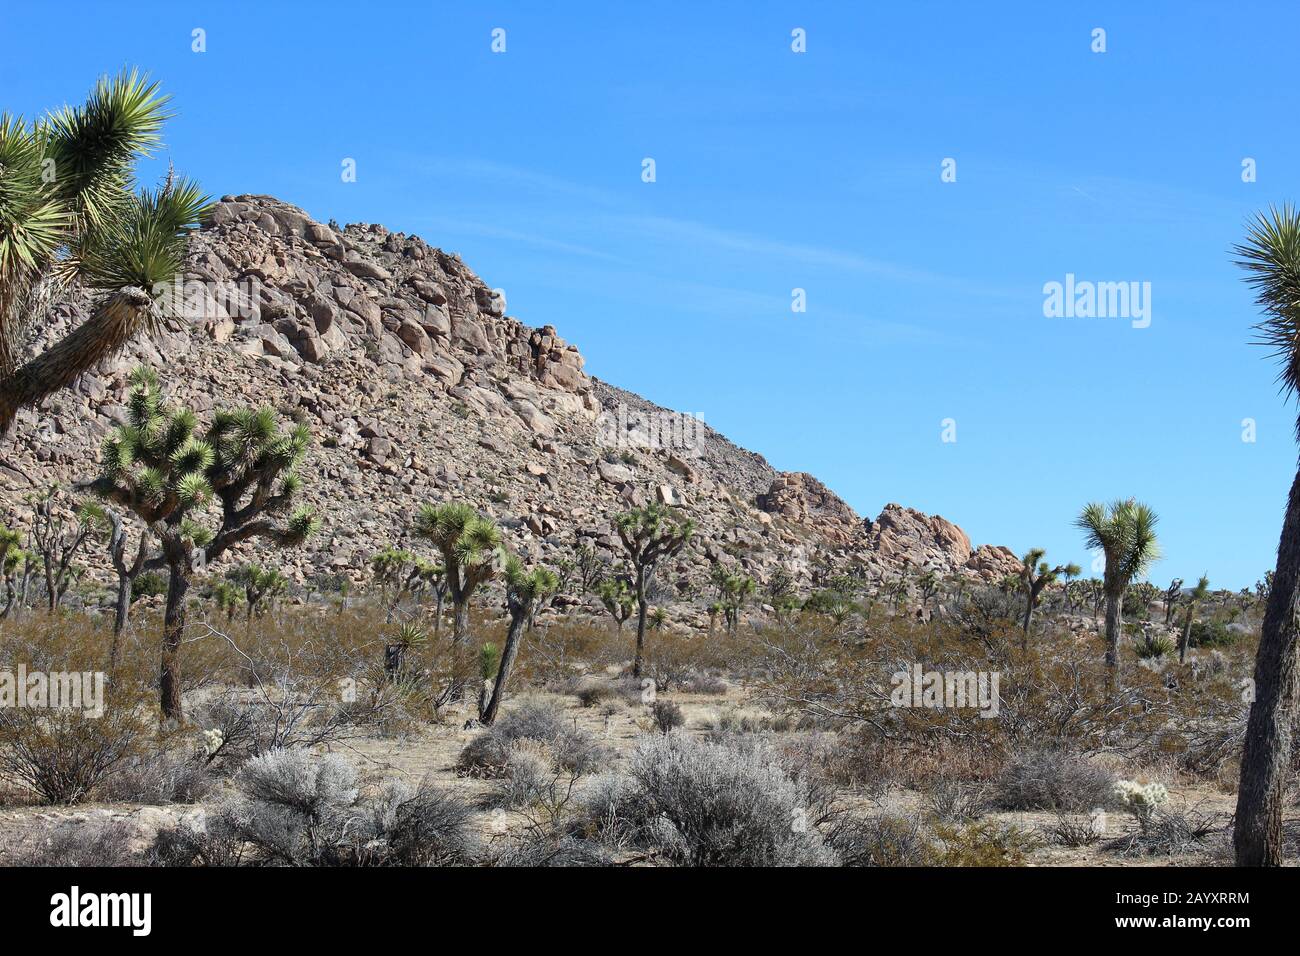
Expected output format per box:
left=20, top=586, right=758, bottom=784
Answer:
left=923, top=780, right=989, bottom=823
left=993, top=747, right=1116, bottom=811
left=0, top=681, right=151, bottom=805
left=131, top=571, right=168, bottom=602
left=96, top=748, right=216, bottom=805
left=650, top=700, right=684, bottom=734
left=578, top=735, right=836, bottom=866
left=697, top=707, right=776, bottom=736
left=1107, top=804, right=1225, bottom=857
left=14, top=820, right=144, bottom=867
left=931, top=821, right=1040, bottom=866
left=1188, top=619, right=1238, bottom=649
left=825, top=813, right=932, bottom=867
left=1046, top=810, right=1106, bottom=847
left=485, top=738, right=595, bottom=831
left=950, top=586, right=1022, bottom=639
left=190, top=686, right=361, bottom=770
left=458, top=698, right=607, bottom=778
left=151, top=748, right=478, bottom=867
left=492, top=833, right=613, bottom=867
left=364, top=778, right=481, bottom=865
left=679, top=672, right=727, bottom=695
left=573, top=683, right=614, bottom=708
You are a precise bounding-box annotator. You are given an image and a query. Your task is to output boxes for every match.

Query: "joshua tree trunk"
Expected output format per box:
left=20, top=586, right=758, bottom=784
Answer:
left=0, top=288, right=153, bottom=438
left=107, top=512, right=148, bottom=672
left=160, top=562, right=190, bottom=722
left=449, top=600, right=470, bottom=700
left=632, top=569, right=649, bottom=679
left=481, top=610, right=527, bottom=726
left=1235, top=471, right=1300, bottom=866
left=1178, top=609, right=1194, bottom=664
left=1103, top=578, right=1123, bottom=689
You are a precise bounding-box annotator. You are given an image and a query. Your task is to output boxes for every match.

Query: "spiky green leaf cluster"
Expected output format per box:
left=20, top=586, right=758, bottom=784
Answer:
left=504, top=555, right=559, bottom=606
left=2, top=70, right=212, bottom=373
left=1075, top=499, right=1160, bottom=587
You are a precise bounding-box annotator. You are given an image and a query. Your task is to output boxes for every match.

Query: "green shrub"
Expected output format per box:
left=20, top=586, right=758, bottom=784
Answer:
left=1188, top=619, right=1238, bottom=649
left=131, top=571, right=167, bottom=601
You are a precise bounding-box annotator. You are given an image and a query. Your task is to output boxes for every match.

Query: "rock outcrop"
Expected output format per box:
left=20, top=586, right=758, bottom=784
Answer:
left=3, top=195, right=1017, bottom=612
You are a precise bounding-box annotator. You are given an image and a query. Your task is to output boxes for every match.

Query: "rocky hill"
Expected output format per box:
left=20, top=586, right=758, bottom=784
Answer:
left=2, top=195, right=1020, bottom=620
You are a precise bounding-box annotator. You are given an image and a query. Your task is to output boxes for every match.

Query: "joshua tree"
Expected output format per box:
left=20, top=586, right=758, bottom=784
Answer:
left=1018, top=548, right=1081, bottom=647
left=0, top=524, right=34, bottom=619
left=413, top=503, right=503, bottom=700
left=1075, top=499, right=1160, bottom=687
left=598, top=577, right=635, bottom=633
left=1177, top=574, right=1210, bottom=664
left=211, top=579, right=241, bottom=621
left=479, top=557, right=557, bottom=725
left=29, top=486, right=99, bottom=611
left=720, top=573, right=756, bottom=634
left=1163, top=578, right=1185, bottom=626
left=706, top=600, right=723, bottom=633
left=228, top=563, right=287, bottom=620
left=78, top=503, right=151, bottom=669
left=370, top=547, right=414, bottom=617
left=648, top=607, right=669, bottom=631
left=1230, top=204, right=1300, bottom=865
left=86, top=367, right=318, bottom=720
left=477, top=642, right=500, bottom=718
left=615, top=504, right=694, bottom=678
left=384, top=621, right=426, bottom=681
left=571, top=541, right=605, bottom=596
left=1255, top=570, right=1273, bottom=604
left=0, top=70, right=211, bottom=437
left=916, top=569, right=940, bottom=609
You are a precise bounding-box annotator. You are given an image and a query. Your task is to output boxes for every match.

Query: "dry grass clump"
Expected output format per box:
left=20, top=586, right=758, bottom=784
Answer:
left=993, top=747, right=1117, bottom=812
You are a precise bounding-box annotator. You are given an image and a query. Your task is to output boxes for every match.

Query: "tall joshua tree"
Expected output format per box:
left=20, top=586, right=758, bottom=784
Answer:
left=413, top=503, right=503, bottom=700
left=615, top=504, right=694, bottom=678
left=480, top=556, right=557, bottom=725
left=87, top=368, right=317, bottom=720
left=1178, top=574, right=1210, bottom=664
left=1018, top=548, right=1081, bottom=648
left=1231, top=204, right=1300, bottom=865
left=1075, top=499, right=1160, bottom=687
left=0, top=70, right=211, bottom=437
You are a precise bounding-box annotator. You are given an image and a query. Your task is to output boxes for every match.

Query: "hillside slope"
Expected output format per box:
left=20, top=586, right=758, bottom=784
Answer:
left=3, top=195, right=1020, bottom=617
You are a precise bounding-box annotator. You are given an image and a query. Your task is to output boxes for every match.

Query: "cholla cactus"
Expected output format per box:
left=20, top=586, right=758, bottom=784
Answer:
left=1112, top=779, right=1169, bottom=827
left=202, top=728, right=225, bottom=759
left=479, top=556, right=558, bottom=725
left=87, top=367, right=318, bottom=720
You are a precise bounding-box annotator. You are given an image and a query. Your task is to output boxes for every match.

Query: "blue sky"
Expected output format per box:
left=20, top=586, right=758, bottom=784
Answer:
left=3, top=1, right=1296, bottom=589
